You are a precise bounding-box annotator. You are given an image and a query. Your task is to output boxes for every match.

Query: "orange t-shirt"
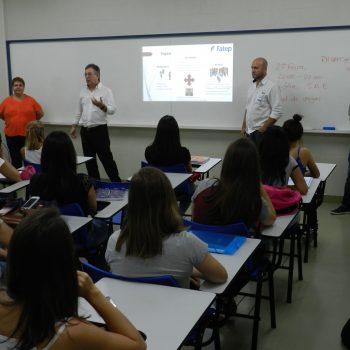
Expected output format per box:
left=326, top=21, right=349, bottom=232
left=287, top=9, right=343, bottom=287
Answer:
left=0, top=95, right=42, bottom=136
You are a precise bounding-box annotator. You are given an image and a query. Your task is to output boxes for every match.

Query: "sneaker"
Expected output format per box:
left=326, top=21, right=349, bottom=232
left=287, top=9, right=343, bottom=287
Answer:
left=330, top=205, right=350, bottom=215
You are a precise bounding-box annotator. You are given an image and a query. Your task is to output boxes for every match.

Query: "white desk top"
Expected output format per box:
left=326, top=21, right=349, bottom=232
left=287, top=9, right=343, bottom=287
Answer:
left=316, top=162, right=337, bottom=182
left=301, top=178, right=321, bottom=204
left=0, top=180, right=29, bottom=194
left=76, top=156, right=93, bottom=165
left=261, top=212, right=298, bottom=238
left=200, top=237, right=261, bottom=294
left=96, top=172, right=191, bottom=219
left=61, top=215, right=92, bottom=233
left=79, top=277, right=215, bottom=350
left=193, top=158, right=222, bottom=174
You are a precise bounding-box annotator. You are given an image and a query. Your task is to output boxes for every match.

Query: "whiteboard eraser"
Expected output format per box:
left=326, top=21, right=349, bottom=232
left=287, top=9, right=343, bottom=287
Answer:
left=322, top=126, right=336, bottom=130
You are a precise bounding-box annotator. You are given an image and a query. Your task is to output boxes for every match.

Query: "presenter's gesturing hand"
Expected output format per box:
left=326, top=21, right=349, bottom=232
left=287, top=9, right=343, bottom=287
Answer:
left=91, top=97, right=107, bottom=112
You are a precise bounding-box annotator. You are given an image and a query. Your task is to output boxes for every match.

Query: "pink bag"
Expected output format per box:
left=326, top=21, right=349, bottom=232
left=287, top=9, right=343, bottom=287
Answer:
left=20, top=165, right=36, bottom=180
left=264, top=185, right=301, bottom=215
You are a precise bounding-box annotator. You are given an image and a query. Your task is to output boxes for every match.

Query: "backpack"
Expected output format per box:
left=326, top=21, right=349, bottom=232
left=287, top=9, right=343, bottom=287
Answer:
left=263, top=185, right=301, bottom=215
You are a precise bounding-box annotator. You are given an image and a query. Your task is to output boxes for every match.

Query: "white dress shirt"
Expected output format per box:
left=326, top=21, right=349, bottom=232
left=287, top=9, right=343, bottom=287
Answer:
left=245, top=77, right=282, bottom=134
left=74, top=82, right=116, bottom=127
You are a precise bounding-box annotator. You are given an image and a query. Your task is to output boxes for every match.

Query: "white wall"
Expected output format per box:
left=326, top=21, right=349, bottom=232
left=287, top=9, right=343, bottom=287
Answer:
left=1, top=0, right=349, bottom=196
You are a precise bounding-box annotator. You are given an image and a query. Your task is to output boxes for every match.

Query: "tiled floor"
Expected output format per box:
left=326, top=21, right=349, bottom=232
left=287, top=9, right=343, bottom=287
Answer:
left=202, top=200, right=350, bottom=350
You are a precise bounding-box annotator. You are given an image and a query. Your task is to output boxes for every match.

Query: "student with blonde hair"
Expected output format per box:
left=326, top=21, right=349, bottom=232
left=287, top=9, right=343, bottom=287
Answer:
left=20, top=120, right=45, bottom=165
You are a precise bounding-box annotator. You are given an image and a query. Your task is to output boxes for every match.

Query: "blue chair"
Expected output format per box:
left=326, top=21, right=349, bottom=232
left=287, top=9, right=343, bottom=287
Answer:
left=183, top=218, right=276, bottom=350
left=141, top=161, right=193, bottom=214
left=23, top=159, right=42, bottom=174
left=81, top=261, right=220, bottom=350
left=59, top=203, right=108, bottom=269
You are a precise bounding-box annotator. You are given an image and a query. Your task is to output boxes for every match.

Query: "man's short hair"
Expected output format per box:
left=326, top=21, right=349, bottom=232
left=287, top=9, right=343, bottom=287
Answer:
left=85, top=63, right=100, bottom=75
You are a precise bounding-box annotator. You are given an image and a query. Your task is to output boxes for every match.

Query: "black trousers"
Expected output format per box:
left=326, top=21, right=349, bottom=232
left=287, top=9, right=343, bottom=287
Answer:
left=6, top=135, right=25, bottom=169
left=248, top=130, right=263, bottom=149
left=342, top=150, right=350, bottom=208
left=80, top=125, right=121, bottom=182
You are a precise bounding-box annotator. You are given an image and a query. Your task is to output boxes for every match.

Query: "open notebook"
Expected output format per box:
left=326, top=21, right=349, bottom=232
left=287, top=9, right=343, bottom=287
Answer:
left=288, top=176, right=313, bottom=187
left=189, top=230, right=246, bottom=255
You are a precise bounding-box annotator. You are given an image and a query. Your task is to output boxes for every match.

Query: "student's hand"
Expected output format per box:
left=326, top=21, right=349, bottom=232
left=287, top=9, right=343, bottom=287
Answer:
left=0, top=248, right=7, bottom=259
left=70, top=126, right=77, bottom=139
left=77, top=271, right=100, bottom=301
left=91, top=97, right=107, bottom=112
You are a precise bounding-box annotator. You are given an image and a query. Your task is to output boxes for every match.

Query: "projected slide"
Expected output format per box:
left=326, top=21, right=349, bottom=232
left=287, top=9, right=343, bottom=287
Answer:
left=143, top=43, right=233, bottom=102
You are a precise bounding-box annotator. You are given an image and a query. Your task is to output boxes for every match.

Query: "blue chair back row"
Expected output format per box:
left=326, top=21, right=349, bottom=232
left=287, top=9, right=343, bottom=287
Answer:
left=81, top=261, right=180, bottom=287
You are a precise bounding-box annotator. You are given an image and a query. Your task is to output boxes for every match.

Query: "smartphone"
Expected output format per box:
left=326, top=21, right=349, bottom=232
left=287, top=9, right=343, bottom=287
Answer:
left=21, top=196, right=40, bottom=210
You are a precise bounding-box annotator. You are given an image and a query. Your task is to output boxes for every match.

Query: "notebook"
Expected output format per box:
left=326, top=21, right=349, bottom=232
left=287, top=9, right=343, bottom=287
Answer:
left=191, top=156, right=210, bottom=165
left=96, top=188, right=128, bottom=201
left=189, top=230, right=246, bottom=255
left=288, top=176, right=313, bottom=187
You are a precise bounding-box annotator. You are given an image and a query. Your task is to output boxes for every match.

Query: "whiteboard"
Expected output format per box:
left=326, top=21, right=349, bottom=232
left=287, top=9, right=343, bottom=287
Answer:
left=7, top=28, right=350, bottom=131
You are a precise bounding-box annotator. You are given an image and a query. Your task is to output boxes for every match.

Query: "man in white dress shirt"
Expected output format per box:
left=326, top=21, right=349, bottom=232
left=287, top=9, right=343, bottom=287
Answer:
left=70, top=64, right=121, bottom=182
left=241, top=57, right=282, bottom=146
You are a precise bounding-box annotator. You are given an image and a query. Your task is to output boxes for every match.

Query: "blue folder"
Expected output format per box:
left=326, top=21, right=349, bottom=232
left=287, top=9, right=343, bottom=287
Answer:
left=189, top=230, right=246, bottom=255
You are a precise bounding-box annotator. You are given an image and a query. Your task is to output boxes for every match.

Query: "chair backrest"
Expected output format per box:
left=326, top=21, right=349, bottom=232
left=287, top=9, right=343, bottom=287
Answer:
left=59, top=202, right=85, bottom=217
left=81, top=261, right=180, bottom=287
left=183, top=218, right=250, bottom=237
left=23, top=159, right=42, bottom=174
left=141, top=161, right=191, bottom=195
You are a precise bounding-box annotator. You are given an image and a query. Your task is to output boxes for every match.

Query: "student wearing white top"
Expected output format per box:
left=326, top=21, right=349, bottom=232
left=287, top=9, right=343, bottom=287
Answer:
left=241, top=57, right=282, bottom=146
left=20, top=120, right=44, bottom=165
left=0, top=209, right=146, bottom=350
left=70, top=63, right=121, bottom=182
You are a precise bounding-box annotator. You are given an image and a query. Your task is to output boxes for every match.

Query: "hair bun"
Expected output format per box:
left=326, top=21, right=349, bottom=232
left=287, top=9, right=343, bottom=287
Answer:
left=293, top=114, right=303, bottom=122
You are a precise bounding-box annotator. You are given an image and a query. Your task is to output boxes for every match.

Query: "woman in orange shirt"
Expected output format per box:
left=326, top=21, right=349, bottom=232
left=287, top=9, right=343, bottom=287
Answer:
left=0, top=77, right=44, bottom=168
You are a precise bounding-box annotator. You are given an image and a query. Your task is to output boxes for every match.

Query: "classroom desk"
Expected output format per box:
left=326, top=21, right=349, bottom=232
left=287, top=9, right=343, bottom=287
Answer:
left=261, top=212, right=301, bottom=303
left=200, top=237, right=261, bottom=294
left=300, top=178, right=321, bottom=263
left=96, top=172, right=192, bottom=219
left=316, top=162, right=336, bottom=182
left=0, top=180, right=29, bottom=194
left=78, top=277, right=216, bottom=350
left=76, top=156, right=93, bottom=165
left=192, top=157, right=222, bottom=179
left=61, top=215, right=92, bottom=233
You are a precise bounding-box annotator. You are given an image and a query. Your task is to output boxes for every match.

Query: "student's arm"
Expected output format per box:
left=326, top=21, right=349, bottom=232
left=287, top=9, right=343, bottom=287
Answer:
left=87, top=186, right=98, bottom=216
left=0, top=219, right=14, bottom=248
left=260, top=184, right=276, bottom=226
left=194, top=253, right=228, bottom=284
left=303, top=148, right=320, bottom=178
left=0, top=160, right=21, bottom=182
left=290, top=167, right=308, bottom=195
left=20, top=147, right=25, bottom=160
left=77, top=271, right=146, bottom=350
left=186, top=161, right=193, bottom=173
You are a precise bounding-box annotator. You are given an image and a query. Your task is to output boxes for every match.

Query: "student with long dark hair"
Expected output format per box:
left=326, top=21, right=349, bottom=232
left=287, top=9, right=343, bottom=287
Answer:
left=105, top=167, right=227, bottom=288
left=0, top=209, right=146, bottom=350
left=145, top=115, right=192, bottom=171
left=259, top=126, right=308, bottom=194
left=29, top=131, right=97, bottom=216
left=192, top=138, right=276, bottom=229
left=282, top=114, right=320, bottom=178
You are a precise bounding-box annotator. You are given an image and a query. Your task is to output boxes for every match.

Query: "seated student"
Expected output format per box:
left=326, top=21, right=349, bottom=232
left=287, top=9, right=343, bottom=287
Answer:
left=29, top=131, right=97, bottom=216
left=20, top=120, right=45, bottom=165
left=145, top=115, right=192, bottom=171
left=0, top=209, right=146, bottom=350
left=192, top=138, right=276, bottom=229
left=105, top=167, right=228, bottom=288
left=282, top=114, right=320, bottom=178
left=259, top=126, right=308, bottom=195
left=145, top=115, right=193, bottom=213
